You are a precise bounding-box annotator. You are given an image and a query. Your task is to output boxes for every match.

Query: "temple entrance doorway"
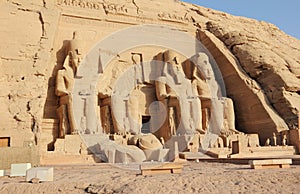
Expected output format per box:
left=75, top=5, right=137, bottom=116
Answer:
left=141, top=116, right=151, bottom=134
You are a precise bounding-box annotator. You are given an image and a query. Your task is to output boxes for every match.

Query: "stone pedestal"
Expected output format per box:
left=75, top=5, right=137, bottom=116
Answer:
left=232, top=140, right=243, bottom=154
left=54, top=135, right=86, bottom=155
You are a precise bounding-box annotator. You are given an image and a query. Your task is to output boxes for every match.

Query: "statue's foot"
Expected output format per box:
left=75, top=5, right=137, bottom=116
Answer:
left=71, top=130, right=79, bottom=135
left=196, top=129, right=206, bottom=134
left=229, top=128, right=241, bottom=134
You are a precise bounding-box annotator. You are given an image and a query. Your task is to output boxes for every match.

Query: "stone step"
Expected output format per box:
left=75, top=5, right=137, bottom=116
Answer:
left=42, top=119, right=59, bottom=124
left=42, top=119, right=59, bottom=130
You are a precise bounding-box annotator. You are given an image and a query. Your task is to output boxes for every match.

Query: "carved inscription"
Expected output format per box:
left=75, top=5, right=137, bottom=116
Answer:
left=57, top=0, right=103, bottom=10
left=158, top=12, right=195, bottom=23
left=102, top=4, right=128, bottom=15
left=57, top=0, right=128, bottom=15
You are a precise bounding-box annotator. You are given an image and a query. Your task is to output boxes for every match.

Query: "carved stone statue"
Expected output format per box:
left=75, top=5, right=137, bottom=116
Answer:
left=168, top=107, right=177, bottom=136
left=282, top=133, right=288, bottom=146
left=56, top=52, right=77, bottom=137
left=155, top=50, right=202, bottom=139
left=190, top=56, right=211, bottom=132
left=132, top=53, right=144, bottom=84
left=272, top=132, right=277, bottom=146
left=55, top=31, right=82, bottom=138
left=190, top=52, right=238, bottom=135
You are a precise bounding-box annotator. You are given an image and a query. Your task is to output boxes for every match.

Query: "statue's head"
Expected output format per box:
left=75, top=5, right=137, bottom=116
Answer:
left=163, top=50, right=179, bottom=66
left=196, top=52, right=209, bottom=66
left=66, top=51, right=78, bottom=76
left=131, top=53, right=141, bottom=65
left=69, top=31, right=83, bottom=61
left=195, top=52, right=212, bottom=80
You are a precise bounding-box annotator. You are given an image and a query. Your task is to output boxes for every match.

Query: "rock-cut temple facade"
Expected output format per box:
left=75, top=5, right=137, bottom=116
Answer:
left=0, top=0, right=299, bottom=168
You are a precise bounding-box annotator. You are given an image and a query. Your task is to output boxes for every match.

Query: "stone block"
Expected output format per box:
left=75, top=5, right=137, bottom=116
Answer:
left=54, top=138, right=65, bottom=153
left=65, top=135, right=82, bottom=154
left=115, top=145, right=146, bottom=163
left=108, top=149, right=115, bottom=163
left=232, top=141, right=241, bottom=154
left=26, top=167, right=54, bottom=182
left=97, top=140, right=146, bottom=163
left=143, top=149, right=169, bottom=162
left=232, top=135, right=248, bottom=154
left=140, top=162, right=184, bottom=175
left=10, top=163, right=31, bottom=177
left=249, top=159, right=292, bottom=166
left=115, top=150, right=126, bottom=163
left=249, top=159, right=292, bottom=169
left=0, top=170, right=4, bottom=176
left=165, top=135, right=199, bottom=160
left=247, top=134, right=260, bottom=147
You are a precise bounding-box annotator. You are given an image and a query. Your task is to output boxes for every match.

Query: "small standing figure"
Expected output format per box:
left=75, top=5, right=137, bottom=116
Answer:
left=272, top=133, right=277, bottom=146
left=282, top=133, right=288, bottom=146
left=168, top=107, right=177, bottom=136
left=265, top=138, right=270, bottom=146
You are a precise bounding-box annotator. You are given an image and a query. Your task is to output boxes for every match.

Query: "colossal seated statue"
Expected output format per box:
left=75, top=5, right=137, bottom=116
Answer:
left=190, top=52, right=238, bottom=135
left=155, top=50, right=202, bottom=139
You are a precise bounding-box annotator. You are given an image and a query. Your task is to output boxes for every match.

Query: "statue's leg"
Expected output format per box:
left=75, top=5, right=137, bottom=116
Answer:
left=128, top=95, right=140, bottom=134
left=62, top=105, right=70, bottom=135
left=111, top=96, right=123, bottom=133
left=158, top=99, right=171, bottom=140
left=56, top=105, right=65, bottom=138
left=176, top=97, right=194, bottom=134
left=67, top=95, right=77, bottom=134
left=192, top=97, right=202, bottom=133
left=201, top=98, right=211, bottom=132
left=202, top=109, right=208, bottom=131
left=223, top=98, right=236, bottom=131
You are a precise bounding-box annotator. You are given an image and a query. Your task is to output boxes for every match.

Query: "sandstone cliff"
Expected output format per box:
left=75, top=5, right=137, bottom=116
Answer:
left=0, top=0, right=299, bottom=149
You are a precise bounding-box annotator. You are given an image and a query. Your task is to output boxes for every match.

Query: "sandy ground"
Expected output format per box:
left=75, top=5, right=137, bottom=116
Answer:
left=0, top=161, right=299, bottom=194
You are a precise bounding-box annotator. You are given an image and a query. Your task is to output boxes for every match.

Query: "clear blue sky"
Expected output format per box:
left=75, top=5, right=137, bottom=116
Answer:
left=184, top=0, right=300, bottom=40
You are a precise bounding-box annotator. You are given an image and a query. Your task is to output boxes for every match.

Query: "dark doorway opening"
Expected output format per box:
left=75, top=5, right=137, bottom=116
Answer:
left=141, top=116, right=151, bottom=134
